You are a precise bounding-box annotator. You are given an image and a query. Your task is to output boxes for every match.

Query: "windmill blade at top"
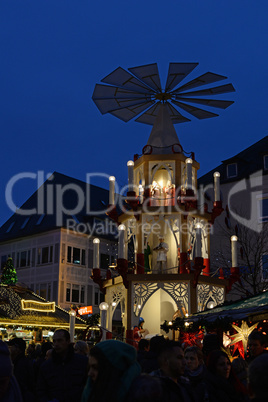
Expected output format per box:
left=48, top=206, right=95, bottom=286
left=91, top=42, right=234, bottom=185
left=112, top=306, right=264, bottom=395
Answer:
left=94, top=97, right=153, bottom=115
left=92, top=84, right=152, bottom=100
left=174, top=97, right=234, bottom=109
left=165, top=63, right=199, bottom=92
left=177, top=83, right=235, bottom=97
left=172, top=100, right=219, bottom=120
left=101, top=67, right=154, bottom=94
left=172, top=72, right=228, bottom=94
left=92, top=62, right=235, bottom=125
left=110, top=101, right=154, bottom=122
left=128, top=63, right=162, bottom=92
left=135, top=102, right=190, bottom=125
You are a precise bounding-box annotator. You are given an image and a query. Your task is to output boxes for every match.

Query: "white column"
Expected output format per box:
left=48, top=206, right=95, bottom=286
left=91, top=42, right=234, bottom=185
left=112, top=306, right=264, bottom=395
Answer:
left=231, top=235, right=238, bottom=267
left=186, top=158, right=193, bottom=190
left=195, top=223, right=202, bottom=258
left=127, top=161, right=134, bottom=192
left=213, top=172, right=221, bottom=202
left=109, top=176, right=115, bottom=204
left=118, top=224, right=126, bottom=259
left=99, top=302, right=109, bottom=342
left=124, top=226, right=128, bottom=260
left=93, top=238, right=100, bottom=268
left=69, top=310, right=76, bottom=342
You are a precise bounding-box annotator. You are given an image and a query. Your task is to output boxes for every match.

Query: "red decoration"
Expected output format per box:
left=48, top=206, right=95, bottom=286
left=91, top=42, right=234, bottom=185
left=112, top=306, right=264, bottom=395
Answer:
left=91, top=268, right=106, bottom=294
left=180, top=330, right=204, bottom=348
left=226, top=267, right=241, bottom=293
left=232, top=340, right=245, bottom=359
left=210, top=201, right=224, bottom=224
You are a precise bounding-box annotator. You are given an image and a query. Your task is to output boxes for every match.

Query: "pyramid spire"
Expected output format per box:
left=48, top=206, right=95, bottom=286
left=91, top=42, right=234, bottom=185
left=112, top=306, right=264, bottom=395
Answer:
left=146, top=104, right=181, bottom=154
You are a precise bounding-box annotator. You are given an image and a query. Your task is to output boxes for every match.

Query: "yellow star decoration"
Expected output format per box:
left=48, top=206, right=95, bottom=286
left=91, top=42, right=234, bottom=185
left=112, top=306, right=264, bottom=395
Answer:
left=230, top=320, right=259, bottom=352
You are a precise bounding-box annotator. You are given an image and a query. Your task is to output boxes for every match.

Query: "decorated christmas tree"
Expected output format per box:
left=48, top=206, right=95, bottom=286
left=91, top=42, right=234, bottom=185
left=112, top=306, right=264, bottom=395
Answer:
left=1, top=257, right=17, bottom=285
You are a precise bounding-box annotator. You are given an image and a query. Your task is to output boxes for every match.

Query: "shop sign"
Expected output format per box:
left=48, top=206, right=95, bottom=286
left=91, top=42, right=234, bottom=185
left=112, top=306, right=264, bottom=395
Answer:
left=21, top=300, right=55, bottom=312
left=78, top=306, right=93, bottom=315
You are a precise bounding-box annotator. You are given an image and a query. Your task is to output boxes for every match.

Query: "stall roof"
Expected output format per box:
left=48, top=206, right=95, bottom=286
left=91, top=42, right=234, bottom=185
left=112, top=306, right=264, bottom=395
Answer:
left=0, top=284, right=87, bottom=329
left=189, top=291, right=268, bottom=323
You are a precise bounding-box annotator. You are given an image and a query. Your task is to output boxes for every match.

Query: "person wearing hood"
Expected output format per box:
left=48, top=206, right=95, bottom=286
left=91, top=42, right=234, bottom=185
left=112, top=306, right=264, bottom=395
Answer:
left=81, top=340, right=141, bottom=402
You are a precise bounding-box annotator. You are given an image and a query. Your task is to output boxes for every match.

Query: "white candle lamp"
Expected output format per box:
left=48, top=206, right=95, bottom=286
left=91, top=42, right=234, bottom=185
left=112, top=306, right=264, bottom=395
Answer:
left=213, top=172, right=220, bottom=202
left=118, top=224, right=126, bottom=259
left=127, top=161, right=134, bottom=192
left=186, top=158, right=193, bottom=190
left=195, top=222, right=202, bottom=258
left=109, top=176, right=115, bottom=205
left=93, top=238, right=100, bottom=268
left=231, top=235, right=238, bottom=267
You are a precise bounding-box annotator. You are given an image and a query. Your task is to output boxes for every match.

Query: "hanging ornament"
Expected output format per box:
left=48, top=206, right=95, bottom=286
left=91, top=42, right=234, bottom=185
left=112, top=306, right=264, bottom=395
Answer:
left=180, top=330, right=204, bottom=347
left=232, top=340, right=245, bottom=359
left=229, top=320, right=259, bottom=352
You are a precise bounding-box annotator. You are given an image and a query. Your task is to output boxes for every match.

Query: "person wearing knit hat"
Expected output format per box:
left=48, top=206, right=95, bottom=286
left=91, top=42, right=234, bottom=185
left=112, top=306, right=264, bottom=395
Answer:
left=0, top=340, right=22, bottom=401
left=81, top=340, right=141, bottom=402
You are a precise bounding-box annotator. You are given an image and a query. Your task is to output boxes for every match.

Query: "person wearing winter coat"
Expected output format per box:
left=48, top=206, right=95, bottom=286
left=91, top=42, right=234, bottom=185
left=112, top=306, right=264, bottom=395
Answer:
left=184, top=346, right=209, bottom=402
left=203, top=350, right=249, bottom=402
left=81, top=340, right=141, bottom=402
left=37, top=329, right=88, bottom=402
left=0, top=340, right=23, bottom=402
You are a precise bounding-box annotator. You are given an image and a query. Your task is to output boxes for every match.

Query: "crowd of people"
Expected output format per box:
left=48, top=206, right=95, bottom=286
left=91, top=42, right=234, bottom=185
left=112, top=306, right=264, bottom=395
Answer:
left=0, top=328, right=267, bottom=401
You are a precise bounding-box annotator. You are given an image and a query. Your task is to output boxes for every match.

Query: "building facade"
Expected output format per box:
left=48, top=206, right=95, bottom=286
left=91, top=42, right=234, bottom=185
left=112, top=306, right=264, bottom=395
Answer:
left=0, top=172, right=118, bottom=312
left=198, top=136, right=268, bottom=298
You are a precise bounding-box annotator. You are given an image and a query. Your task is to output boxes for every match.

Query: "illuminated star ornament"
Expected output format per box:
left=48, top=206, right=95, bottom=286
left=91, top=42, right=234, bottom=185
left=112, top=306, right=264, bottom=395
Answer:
left=230, top=320, right=259, bottom=352
left=92, top=63, right=235, bottom=125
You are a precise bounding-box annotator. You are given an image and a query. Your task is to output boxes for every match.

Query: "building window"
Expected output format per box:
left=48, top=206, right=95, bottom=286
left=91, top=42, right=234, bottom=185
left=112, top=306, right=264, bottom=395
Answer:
left=259, top=197, right=268, bottom=222
left=227, top=163, right=237, bottom=178
left=42, top=247, right=49, bottom=264
left=66, top=283, right=85, bottom=303
left=73, top=248, right=81, bottom=264
left=36, top=214, right=45, bottom=225
left=72, top=284, right=80, bottom=303
left=37, top=246, right=54, bottom=265
left=6, top=222, right=15, bottom=233
left=264, top=155, right=268, bottom=171
left=17, top=250, right=31, bottom=268
left=21, top=217, right=30, bottom=229
left=67, top=247, right=86, bottom=266
left=36, top=283, right=52, bottom=300
left=66, top=283, right=71, bottom=302
left=262, top=255, right=268, bottom=280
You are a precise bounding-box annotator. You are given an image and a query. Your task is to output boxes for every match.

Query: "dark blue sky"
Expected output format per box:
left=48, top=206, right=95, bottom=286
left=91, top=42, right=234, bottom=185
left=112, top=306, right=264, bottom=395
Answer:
left=0, top=0, right=267, bottom=226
